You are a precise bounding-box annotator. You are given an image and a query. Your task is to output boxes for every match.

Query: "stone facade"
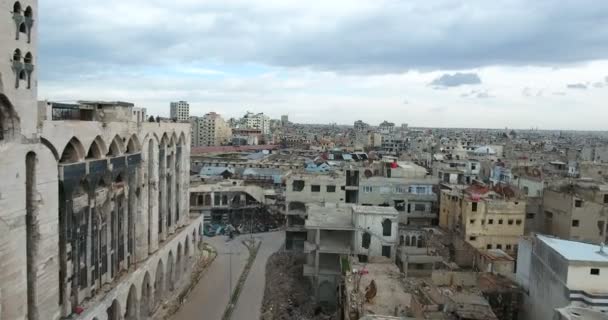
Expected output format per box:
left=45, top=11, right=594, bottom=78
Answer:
left=0, top=2, right=200, bottom=319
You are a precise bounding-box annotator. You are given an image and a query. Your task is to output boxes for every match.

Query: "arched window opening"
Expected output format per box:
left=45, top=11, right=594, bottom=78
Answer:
left=108, top=139, right=121, bottom=157
left=87, top=139, right=104, bottom=159
left=13, top=49, right=21, bottom=62
left=382, top=218, right=392, bottom=237
left=405, top=236, right=411, bottom=246
left=13, top=1, right=21, bottom=14
left=154, top=260, right=164, bottom=309
left=399, top=236, right=404, bottom=246
left=24, top=52, right=32, bottom=64
left=167, top=252, right=175, bottom=292
left=18, top=70, right=26, bottom=81
left=24, top=6, right=32, bottom=18
left=19, top=22, right=26, bottom=34
left=126, top=135, right=139, bottom=154
left=60, top=138, right=84, bottom=163
left=124, top=284, right=138, bottom=320
left=0, top=95, right=20, bottom=141
left=418, top=236, right=425, bottom=248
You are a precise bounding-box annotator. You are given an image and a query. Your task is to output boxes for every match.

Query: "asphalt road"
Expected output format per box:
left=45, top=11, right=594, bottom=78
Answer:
left=170, top=234, right=248, bottom=320
left=170, top=231, right=284, bottom=320
left=231, top=231, right=285, bottom=320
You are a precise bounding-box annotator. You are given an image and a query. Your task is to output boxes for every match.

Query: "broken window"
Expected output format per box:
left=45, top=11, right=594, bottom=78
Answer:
left=506, top=244, right=512, bottom=250
left=496, top=244, right=502, bottom=250
left=488, top=219, right=494, bottom=224
left=311, top=185, right=320, bottom=192
left=361, top=232, right=371, bottom=249
left=414, top=203, right=426, bottom=212
left=471, top=202, right=478, bottom=212
left=382, top=219, right=392, bottom=236
left=498, top=219, right=503, bottom=225
left=508, top=219, right=513, bottom=225
left=572, top=220, right=580, bottom=227
left=590, top=268, right=600, bottom=275
left=598, top=221, right=605, bottom=236
left=486, top=244, right=492, bottom=249
left=545, top=211, right=553, bottom=219
left=604, top=194, right=608, bottom=204
left=469, top=236, right=477, bottom=241
left=575, top=199, right=582, bottom=208
left=469, top=219, right=475, bottom=224
left=326, top=185, right=336, bottom=193
left=516, top=219, right=522, bottom=225
left=292, top=180, right=305, bottom=192
left=526, top=213, right=535, bottom=219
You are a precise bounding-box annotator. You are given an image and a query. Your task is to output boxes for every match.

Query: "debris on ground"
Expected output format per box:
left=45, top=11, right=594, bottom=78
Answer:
left=260, top=251, right=338, bottom=320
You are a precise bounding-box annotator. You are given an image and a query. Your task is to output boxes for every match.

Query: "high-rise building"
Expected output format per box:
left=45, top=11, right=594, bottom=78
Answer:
left=0, top=2, right=200, bottom=319
left=281, top=114, right=289, bottom=126
left=241, top=111, right=270, bottom=134
left=191, top=112, right=232, bottom=147
left=170, top=100, right=189, bottom=121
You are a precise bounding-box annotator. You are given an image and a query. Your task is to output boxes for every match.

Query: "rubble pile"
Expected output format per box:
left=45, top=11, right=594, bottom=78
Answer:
left=260, top=252, right=337, bottom=320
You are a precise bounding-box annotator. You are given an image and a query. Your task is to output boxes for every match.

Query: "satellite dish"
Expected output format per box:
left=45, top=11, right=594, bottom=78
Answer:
left=364, top=169, right=373, bottom=178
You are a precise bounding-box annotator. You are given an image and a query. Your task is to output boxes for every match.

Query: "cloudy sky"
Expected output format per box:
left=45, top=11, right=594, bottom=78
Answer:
left=38, top=0, right=608, bottom=130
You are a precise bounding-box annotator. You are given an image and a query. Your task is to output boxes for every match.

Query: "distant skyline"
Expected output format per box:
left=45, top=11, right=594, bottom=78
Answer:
left=38, top=1, right=608, bottom=130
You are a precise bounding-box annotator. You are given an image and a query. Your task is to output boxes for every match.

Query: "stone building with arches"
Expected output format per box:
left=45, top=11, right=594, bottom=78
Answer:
left=0, top=1, right=202, bottom=319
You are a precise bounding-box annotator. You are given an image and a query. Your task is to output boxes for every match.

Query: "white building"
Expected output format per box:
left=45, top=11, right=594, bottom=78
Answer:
left=170, top=100, right=189, bottom=121
left=517, top=234, right=608, bottom=320
left=241, top=111, right=270, bottom=134
left=0, top=2, right=202, bottom=319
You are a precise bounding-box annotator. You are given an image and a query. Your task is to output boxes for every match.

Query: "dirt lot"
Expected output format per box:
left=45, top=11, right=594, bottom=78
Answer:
left=260, top=252, right=338, bottom=320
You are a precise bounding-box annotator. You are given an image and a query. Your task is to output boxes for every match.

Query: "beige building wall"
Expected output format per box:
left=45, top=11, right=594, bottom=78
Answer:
left=440, top=189, right=525, bottom=254
left=543, top=188, right=608, bottom=244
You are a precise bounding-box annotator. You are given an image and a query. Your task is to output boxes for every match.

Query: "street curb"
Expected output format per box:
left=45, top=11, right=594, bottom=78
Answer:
left=221, top=239, right=262, bottom=320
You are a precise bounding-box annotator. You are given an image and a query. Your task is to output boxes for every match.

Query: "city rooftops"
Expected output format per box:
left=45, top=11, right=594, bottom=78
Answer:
left=78, top=100, right=135, bottom=108
left=538, top=235, right=608, bottom=264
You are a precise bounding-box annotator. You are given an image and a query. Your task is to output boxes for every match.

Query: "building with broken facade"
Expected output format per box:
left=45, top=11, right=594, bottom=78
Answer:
left=439, top=184, right=526, bottom=256
left=286, top=162, right=438, bottom=250
left=0, top=2, right=201, bottom=319
left=303, top=204, right=399, bottom=306
left=542, top=180, right=608, bottom=244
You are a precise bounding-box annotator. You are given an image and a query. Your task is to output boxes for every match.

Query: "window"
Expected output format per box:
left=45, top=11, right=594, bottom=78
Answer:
left=572, top=220, right=580, bottom=227
left=498, top=219, right=503, bottom=225
left=545, top=211, right=553, bottom=219
left=604, top=194, right=608, bottom=204
left=506, top=244, right=512, bottom=250
left=486, top=244, right=492, bottom=249
left=469, top=236, right=477, bottom=241
left=526, top=213, right=535, bottom=219
left=590, top=268, right=600, bottom=275
left=326, top=185, right=336, bottom=193
left=416, top=186, right=426, bottom=194
left=382, top=245, right=391, bottom=258
left=575, top=199, right=582, bottom=208
left=311, top=185, right=320, bottom=192
left=508, top=219, right=513, bottom=225
left=361, top=232, right=371, bottom=249
left=496, top=244, right=502, bottom=249
left=516, top=219, right=522, bottom=225
left=396, top=186, right=407, bottom=193
left=292, top=180, right=305, bottom=192
left=469, top=219, right=476, bottom=224
left=363, top=186, right=373, bottom=193
left=488, top=219, right=494, bottom=225
left=472, top=202, right=478, bottom=212
left=382, top=219, right=392, bottom=236
left=414, top=203, right=426, bottom=212
left=481, top=219, right=485, bottom=225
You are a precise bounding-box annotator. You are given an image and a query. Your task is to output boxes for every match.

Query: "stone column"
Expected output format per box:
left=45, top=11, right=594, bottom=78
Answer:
left=158, top=147, right=167, bottom=242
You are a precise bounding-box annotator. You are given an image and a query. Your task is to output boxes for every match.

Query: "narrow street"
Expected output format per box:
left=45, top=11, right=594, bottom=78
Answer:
left=170, top=231, right=284, bottom=320
left=231, top=231, right=285, bottom=320
left=170, top=235, right=248, bottom=320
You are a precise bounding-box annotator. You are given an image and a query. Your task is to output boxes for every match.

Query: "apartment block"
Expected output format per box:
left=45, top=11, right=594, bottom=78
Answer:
left=190, top=112, right=232, bottom=147
left=169, top=100, right=189, bottom=121
left=542, top=180, right=608, bottom=244
left=303, top=204, right=398, bottom=305
left=439, top=184, right=526, bottom=255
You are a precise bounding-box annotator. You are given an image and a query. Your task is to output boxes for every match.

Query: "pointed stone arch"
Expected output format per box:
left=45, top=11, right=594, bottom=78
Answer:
left=126, top=134, right=141, bottom=154
left=0, top=94, right=20, bottom=141
left=107, top=135, right=124, bottom=157
left=169, top=132, right=177, bottom=147
left=106, top=299, right=121, bottom=320
left=124, top=284, right=138, bottom=320
left=40, top=137, right=59, bottom=161
left=166, top=251, right=175, bottom=292
left=60, top=137, right=85, bottom=163
left=154, top=259, right=164, bottom=310
left=86, top=136, right=107, bottom=160
left=184, top=236, right=190, bottom=273
left=160, top=133, right=169, bottom=147
left=140, top=272, right=152, bottom=318
left=176, top=242, right=183, bottom=283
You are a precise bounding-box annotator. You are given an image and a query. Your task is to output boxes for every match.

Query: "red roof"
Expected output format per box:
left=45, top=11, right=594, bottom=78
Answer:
left=191, top=145, right=279, bottom=154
